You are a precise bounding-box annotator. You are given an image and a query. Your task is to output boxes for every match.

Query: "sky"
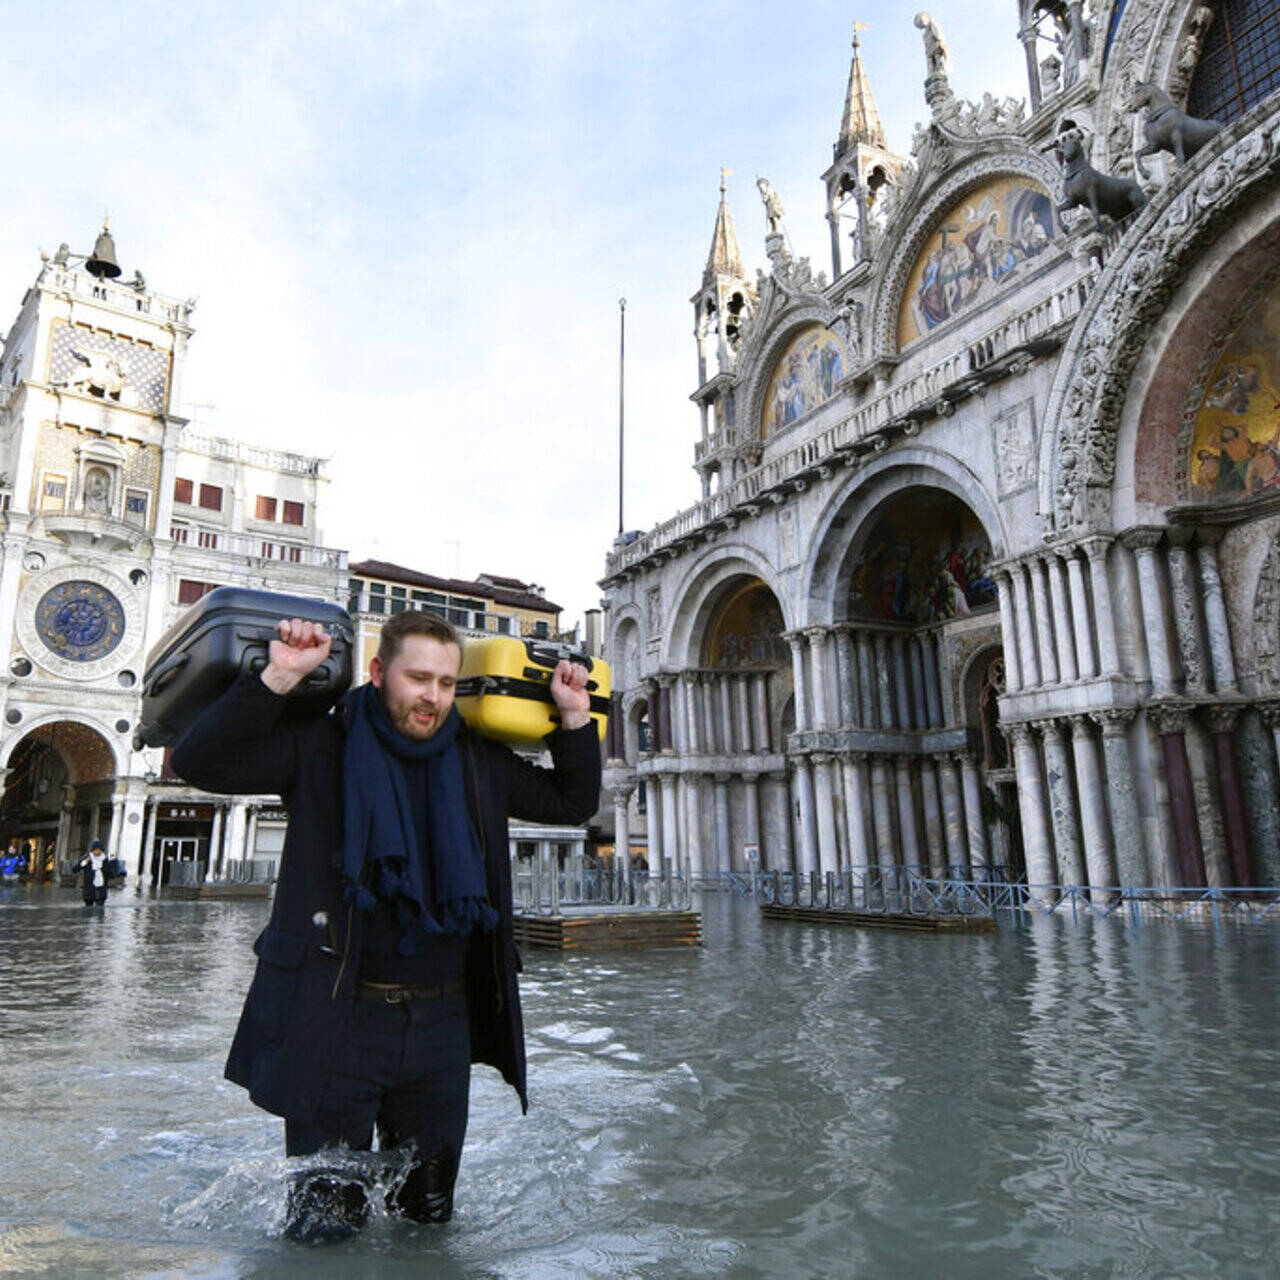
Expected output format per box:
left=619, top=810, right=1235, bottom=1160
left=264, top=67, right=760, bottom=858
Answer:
left=0, top=1, right=1029, bottom=628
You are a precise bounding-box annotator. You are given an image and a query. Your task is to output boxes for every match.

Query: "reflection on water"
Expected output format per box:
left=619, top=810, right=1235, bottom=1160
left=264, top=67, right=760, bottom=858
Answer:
left=1, top=886, right=1278, bottom=1278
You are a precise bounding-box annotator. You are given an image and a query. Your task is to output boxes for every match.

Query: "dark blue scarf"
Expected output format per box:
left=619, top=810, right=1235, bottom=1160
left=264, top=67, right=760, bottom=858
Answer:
left=341, top=682, right=496, bottom=952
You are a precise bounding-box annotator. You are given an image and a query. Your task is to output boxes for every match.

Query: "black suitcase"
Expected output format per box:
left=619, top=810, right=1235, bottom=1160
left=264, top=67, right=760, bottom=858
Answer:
left=134, top=586, right=354, bottom=749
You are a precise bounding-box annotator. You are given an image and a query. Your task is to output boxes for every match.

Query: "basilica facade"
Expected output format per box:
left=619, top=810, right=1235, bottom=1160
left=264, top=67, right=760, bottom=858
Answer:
left=0, top=236, right=345, bottom=882
left=600, top=0, right=1280, bottom=894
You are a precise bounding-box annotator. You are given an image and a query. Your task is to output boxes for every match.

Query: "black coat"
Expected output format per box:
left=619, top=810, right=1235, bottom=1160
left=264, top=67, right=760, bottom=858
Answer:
left=169, top=672, right=601, bottom=1124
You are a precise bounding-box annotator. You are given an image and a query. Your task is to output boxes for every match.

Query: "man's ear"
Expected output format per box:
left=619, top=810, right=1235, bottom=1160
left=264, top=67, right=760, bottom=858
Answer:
left=369, top=655, right=384, bottom=689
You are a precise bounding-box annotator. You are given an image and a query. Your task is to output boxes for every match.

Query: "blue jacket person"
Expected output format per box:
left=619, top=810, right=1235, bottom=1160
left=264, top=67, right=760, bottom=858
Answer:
left=170, top=609, right=601, bottom=1241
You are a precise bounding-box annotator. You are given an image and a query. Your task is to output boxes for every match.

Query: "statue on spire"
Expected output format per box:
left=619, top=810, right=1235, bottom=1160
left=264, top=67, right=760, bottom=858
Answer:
left=914, top=12, right=949, bottom=80
left=756, top=177, right=786, bottom=236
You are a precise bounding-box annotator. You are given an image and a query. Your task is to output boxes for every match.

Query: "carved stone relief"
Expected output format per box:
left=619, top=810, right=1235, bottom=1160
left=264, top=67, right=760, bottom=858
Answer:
left=993, top=399, right=1038, bottom=497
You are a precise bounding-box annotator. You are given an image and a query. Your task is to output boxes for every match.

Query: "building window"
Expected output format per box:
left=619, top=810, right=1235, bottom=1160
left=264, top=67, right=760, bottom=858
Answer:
left=170, top=522, right=190, bottom=544
left=282, top=500, right=304, bottom=525
left=197, top=529, right=220, bottom=549
left=390, top=585, right=407, bottom=615
left=177, top=579, right=216, bottom=605
left=348, top=580, right=364, bottom=613
left=368, top=584, right=386, bottom=614
left=260, top=541, right=275, bottom=559
left=531, top=619, right=550, bottom=639
left=255, top=495, right=277, bottom=521
left=1187, top=0, right=1280, bottom=124
left=173, top=477, right=193, bottom=505
left=198, top=483, right=223, bottom=511
left=41, top=473, right=68, bottom=513
left=496, top=614, right=512, bottom=634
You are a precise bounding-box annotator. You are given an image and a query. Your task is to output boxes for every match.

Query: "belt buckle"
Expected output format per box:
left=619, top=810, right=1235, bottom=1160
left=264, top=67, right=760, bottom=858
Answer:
left=384, top=987, right=411, bottom=1004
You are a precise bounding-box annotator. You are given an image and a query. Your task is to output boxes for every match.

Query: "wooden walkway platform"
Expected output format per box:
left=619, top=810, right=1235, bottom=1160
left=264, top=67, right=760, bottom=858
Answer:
left=513, top=907, right=703, bottom=950
left=166, top=882, right=272, bottom=901
left=761, top=903, right=995, bottom=934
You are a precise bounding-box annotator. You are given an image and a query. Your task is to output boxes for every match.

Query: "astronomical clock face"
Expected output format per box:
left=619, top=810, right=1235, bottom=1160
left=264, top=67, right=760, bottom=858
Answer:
left=16, top=567, right=143, bottom=681
left=34, top=581, right=126, bottom=663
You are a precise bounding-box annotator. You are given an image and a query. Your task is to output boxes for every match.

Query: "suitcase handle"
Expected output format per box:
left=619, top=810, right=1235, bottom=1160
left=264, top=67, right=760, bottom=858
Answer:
left=523, top=640, right=594, bottom=673
left=145, top=651, right=190, bottom=697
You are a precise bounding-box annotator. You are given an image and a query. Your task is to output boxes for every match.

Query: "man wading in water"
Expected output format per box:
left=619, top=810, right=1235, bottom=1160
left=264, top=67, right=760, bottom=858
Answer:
left=172, top=610, right=600, bottom=1242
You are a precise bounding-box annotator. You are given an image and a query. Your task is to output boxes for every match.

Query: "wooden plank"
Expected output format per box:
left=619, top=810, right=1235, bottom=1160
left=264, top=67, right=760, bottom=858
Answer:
left=513, top=910, right=703, bottom=950
left=761, top=903, right=995, bottom=934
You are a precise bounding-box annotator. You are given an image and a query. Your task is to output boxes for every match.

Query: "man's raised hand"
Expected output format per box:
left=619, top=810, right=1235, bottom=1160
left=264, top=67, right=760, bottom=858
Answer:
left=261, top=619, right=332, bottom=695
left=549, top=659, right=591, bottom=731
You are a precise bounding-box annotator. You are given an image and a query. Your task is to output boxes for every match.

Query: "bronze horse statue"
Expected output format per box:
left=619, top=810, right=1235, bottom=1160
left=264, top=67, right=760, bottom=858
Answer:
left=1133, top=81, right=1223, bottom=179
left=1055, top=131, right=1147, bottom=233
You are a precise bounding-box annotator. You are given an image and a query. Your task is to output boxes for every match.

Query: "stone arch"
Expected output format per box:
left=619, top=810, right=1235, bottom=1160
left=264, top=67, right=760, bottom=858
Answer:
left=961, top=642, right=1009, bottom=772
left=607, top=603, right=645, bottom=690
left=0, top=714, right=122, bottom=779
left=802, top=447, right=1008, bottom=625
left=663, top=543, right=791, bottom=670
left=868, top=147, right=1064, bottom=359
left=1038, top=93, right=1280, bottom=532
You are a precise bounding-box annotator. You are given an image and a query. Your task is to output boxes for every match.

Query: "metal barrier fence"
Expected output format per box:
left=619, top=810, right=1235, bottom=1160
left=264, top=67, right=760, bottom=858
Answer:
left=693, top=869, right=1280, bottom=928
left=167, top=858, right=278, bottom=889
left=513, top=864, right=694, bottom=915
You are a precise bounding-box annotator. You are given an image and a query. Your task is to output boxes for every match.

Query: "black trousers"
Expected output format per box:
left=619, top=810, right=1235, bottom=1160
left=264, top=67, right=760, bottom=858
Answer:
left=284, top=989, right=471, bottom=1219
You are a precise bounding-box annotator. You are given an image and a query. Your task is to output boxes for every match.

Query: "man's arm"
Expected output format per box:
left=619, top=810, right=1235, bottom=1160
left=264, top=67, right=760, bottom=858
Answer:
left=168, top=619, right=332, bottom=797
left=505, top=660, right=601, bottom=824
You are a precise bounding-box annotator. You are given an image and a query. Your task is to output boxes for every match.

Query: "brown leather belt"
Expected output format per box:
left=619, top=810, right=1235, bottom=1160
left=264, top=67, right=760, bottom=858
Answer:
left=354, top=979, right=464, bottom=1004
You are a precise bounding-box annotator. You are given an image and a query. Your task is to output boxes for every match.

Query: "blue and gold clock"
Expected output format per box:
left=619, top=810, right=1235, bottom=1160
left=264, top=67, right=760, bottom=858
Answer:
left=34, top=581, right=126, bottom=663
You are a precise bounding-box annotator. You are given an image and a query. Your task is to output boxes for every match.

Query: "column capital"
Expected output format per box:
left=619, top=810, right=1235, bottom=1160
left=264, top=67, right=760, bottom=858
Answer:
left=1202, top=702, right=1243, bottom=735
left=1004, top=721, right=1036, bottom=747
left=1078, top=534, right=1115, bottom=562
left=1120, top=526, right=1164, bottom=553
left=656, top=672, right=677, bottom=690
left=783, top=629, right=807, bottom=651
left=611, top=786, right=635, bottom=806
left=811, top=751, right=833, bottom=765
left=1256, top=698, right=1280, bottom=730
left=1066, top=713, right=1095, bottom=739
left=803, top=624, right=830, bottom=643
left=1032, top=717, right=1068, bottom=742
left=712, top=772, right=732, bottom=786
left=1089, top=706, right=1135, bottom=735
left=1145, top=697, right=1194, bottom=735
left=1164, top=524, right=1197, bottom=550
left=1193, top=526, right=1226, bottom=549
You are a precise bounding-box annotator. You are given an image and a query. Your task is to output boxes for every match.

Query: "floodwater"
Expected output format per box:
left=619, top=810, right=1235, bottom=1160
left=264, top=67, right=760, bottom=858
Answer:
left=1, top=887, right=1278, bottom=1279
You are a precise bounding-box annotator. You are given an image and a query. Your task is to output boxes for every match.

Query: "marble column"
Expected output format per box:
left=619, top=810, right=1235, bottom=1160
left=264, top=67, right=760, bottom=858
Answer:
left=794, top=756, right=819, bottom=876
left=787, top=632, right=810, bottom=734
left=959, top=752, right=990, bottom=873
left=834, top=629, right=859, bottom=727
left=1029, top=557, right=1060, bottom=686
left=734, top=675, right=754, bottom=753
left=1039, top=720, right=1085, bottom=887
left=1204, top=705, right=1252, bottom=888
left=841, top=753, right=873, bottom=873
left=940, top=754, right=969, bottom=877
left=752, top=673, right=771, bottom=752
left=921, top=633, right=943, bottom=728
left=869, top=755, right=897, bottom=878
left=894, top=758, right=923, bottom=875
left=919, top=757, right=946, bottom=878
left=718, top=676, right=736, bottom=755
left=1007, top=724, right=1056, bottom=890
left=208, top=804, right=225, bottom=881
left=1045, top=553, right=1077, bottom=683
left=772, top=772, right=795, bottom=875
left=661, top=773, right=680, bottom=877
left=1088, top=709, right=1148, bottom=888
left=671, top=678, right=688, bottom=755
left=995, top=570, right=1023, bottom=692
left=613, top=788, right=632, bottom=893
left=1125, top=529, right=1175, bottom=694
left=1063, top=549, right=1098, bottom=679
left=891, top=636, right=913, bottom=729
left=1196, top=532, right=1239, bottom=693
left=713, top=775, right=731, bottom=875
left=856, top=631, right=878, bottom=729
left=812, top=752, right=841, bottom=875
left=700, top=675, right=718, bottom=754
left=744, top=775, right=762, bottom=868
left=1082, top=537, right=1121, bottom=677
left=1068, top=716, right=1116, bottom=894
left=908, top=637, right=929, bottom=730
left=1146, top=701, right=1206, bottom=888
left=658, top=678, right=676, bottom=752
left=684, top=773, right=704, bottom=879
left=245, top=806, right=260, bottom=862
left=1182, top=719, right=1230, bottom=888
left=681, top=673, right=701, bottom=754
left=873, top=633, right=895, bottom=729
left=646, top=774, right=663, bottom=872
left=141, top=799, right=159, bottom=885
left=1010, top=563, right=1042, bottom=688
left=1165, top=528, right=1207, bottom=695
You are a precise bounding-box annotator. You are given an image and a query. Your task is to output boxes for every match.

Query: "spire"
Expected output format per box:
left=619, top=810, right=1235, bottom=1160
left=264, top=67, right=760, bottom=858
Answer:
left=835, top=22, right=886, bottom=159
left=703, top=169, right=745, bottom=286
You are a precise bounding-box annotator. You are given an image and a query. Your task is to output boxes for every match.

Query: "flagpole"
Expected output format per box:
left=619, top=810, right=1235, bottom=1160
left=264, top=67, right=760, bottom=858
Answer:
left=618, top=297, right=626, bottom=535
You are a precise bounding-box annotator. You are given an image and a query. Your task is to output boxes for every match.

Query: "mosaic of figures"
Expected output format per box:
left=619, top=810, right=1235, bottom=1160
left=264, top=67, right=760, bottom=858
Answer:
left=703, top=582, right=788, bottom=668
left=760, top=326, right=846, bottom=439
left=1190, top=277, right=1280, bottom=499
left=849, top=491, right=997, bottom=624
left=897, top=177, right=1056, bottom=348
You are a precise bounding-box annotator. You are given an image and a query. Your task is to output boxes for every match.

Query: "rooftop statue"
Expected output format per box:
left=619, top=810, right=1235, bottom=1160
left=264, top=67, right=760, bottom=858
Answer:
left=756, top=177, right=786, bottom=236
left=1055, top=131, right=1147, bottom=233
left=1132, top=81, right=1224, bottom=180
left=914, top=12, right=949, bottom=79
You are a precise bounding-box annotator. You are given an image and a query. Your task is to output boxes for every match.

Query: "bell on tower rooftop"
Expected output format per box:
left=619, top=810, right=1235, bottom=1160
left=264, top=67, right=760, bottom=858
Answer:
left=85, top=219, right=122, bottom=280
left=835, top=22, right=887, bottom=159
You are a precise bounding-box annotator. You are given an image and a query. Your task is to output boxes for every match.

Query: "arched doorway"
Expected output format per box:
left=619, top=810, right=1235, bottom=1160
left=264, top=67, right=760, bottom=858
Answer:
left=0, top=721, right=116, bottom=877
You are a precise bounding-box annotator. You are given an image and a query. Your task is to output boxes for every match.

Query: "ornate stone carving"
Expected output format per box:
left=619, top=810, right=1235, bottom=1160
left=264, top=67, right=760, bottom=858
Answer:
left=1145, top=698, right=1193, bottom=735
left=1169, top=6, right=1215, bottom=103
left=1046, top=98, right=1280, bottom=530
left=1252, top=528, right=1280, bottom=694
left=1090, top=706, right=1135, bottom=735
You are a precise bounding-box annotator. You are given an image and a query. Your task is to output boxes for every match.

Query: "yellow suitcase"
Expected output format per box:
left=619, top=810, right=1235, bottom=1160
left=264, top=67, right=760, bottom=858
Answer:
left=455, top=636, right=611, bottom=746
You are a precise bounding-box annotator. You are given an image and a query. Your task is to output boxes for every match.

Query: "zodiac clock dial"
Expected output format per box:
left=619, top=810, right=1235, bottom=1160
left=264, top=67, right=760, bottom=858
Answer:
left=34, top=581, right=126, bottom=663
